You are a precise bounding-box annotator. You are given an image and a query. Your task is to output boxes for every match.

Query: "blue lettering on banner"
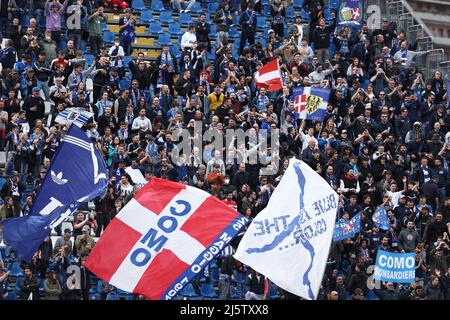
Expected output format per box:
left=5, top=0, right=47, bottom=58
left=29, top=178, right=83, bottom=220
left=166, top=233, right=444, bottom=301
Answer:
left=129, top=201, right=192, bottom=267
left=373, top=250, right=416, bottom=283
left=161, top=215, right=250, bottom=300
left=243, top=162, right=337, bottom=300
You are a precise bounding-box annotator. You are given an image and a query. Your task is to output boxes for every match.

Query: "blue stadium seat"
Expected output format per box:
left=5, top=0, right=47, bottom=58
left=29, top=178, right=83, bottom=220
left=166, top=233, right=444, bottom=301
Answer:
left=256, top=16, right=267, bottom=29
left=89, top=293, right=101, bottom=300
left=10, top=263, right=23, bottom=278
left=119, top=79, right=131, bottom=90
left=103, top=30, right=115, bottom=44
left=140, top=9, right=154, bottom=23
left=21, top=15, right=30, bottom=28
left=179, top=12, right=193, bottom=25
left=329, top=0, right=339, bottom=10
left=106, top=293, right=120, bottom=300
left=230, top=285, right=241, bottom=299
left=96, top=280, right=105, bottom=293
left=169, top=45, right=182, bottom=59
left=149, top=21, right=164, bottom=34
left=205, top=13, right=212, bottom=24
left=269, top=282, right=280, bottom=299
left=168, top=22, right=183, bottom=36
left=6, top=290, right=17, bottom=300
left=179, top=283, right=199, bottom=298
left=191, top=2, right=202, bottom=13
left=200, top=283, right=218, bottom=299
left=286, top=6, right=296, bottom=20
left=151, top=0, right=165, bottom=12
left=207, top=51, right=215, bottom=61
left=365, top=289, right=379, bottom=300
left=209, top=24, right=217, bottom=37
left=132, top=0, right=147, bottom=11
left=293, top=0, right=303, bottom=10
left=159, top=10, right=174, bottom=24
left=0, top=177, right=6, bottom=190
left=228, top=27, right=240, bottom=39
left=210, top=268, right=220, bottom=285
left=300, top=8, right=310, bottom=23
left=158, top=34, right=171, bottom=46
left=15, top=276, right=23, bottom=295
left=84, top=54, right=94, bottom=66
left=208, top=3, right=219, bottom=14
left=123, top=56, right=133, bottom=69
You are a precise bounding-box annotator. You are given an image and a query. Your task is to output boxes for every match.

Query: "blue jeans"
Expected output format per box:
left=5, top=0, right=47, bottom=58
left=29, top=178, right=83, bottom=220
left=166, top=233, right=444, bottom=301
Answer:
left=37, top=80, right=50, bottom=100
left=173, top=0, right=195, bottom=12
left=68, top=32, right=83, bottom=51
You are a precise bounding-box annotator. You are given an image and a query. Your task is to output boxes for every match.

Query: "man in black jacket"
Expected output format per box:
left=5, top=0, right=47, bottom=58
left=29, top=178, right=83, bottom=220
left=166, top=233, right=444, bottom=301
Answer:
left=19, top=266, right=40, bottom=300
left=0, top=39, right=17, bottom=70
left=33, top=51, right=52, bottom=100
left=21, top=87, right=45, bottom=129
left=239, top=2, right=257, bottom=56
left=312, top=14, right=336, bottom=64
left=196, top=13, right=210, bottom=52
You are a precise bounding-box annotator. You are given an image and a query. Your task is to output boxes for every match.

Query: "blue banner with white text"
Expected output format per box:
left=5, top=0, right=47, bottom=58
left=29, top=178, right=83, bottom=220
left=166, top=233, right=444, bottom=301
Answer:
left=374, top=250, right=416, bottom=283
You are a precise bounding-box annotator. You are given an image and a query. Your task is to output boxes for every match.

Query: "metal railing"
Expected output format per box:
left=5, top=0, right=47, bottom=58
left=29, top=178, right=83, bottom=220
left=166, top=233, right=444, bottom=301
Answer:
left=408, top=24, right=425, bottom=41
left=439, top=61, right=450, bottom=79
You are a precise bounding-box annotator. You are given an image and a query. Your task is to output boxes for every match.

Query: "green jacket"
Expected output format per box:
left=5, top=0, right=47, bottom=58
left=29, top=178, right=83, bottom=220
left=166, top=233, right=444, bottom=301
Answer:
left=87, top=13, right=108, bottom=37
left=44, top=279, right=62, bottom=300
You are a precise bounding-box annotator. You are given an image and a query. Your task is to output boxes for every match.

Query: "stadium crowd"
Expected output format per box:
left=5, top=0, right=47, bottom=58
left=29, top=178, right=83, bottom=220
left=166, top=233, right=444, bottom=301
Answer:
left=0, top=0, right=449, bottom=301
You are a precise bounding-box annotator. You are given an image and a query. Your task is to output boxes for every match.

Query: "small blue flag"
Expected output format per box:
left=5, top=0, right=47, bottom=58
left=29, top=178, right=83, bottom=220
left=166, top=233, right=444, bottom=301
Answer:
left=372, top=207, right=390, bottom=230
left=333, top=212, right=361, bottom=241
left=1, top=124, right=108, bottom=261
left=55, top=107, right=94, bottom=128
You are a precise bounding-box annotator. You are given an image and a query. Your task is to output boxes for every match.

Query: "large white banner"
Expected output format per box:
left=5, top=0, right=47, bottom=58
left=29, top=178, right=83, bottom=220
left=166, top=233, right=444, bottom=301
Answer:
left=234, top=158, right=338, bottom=300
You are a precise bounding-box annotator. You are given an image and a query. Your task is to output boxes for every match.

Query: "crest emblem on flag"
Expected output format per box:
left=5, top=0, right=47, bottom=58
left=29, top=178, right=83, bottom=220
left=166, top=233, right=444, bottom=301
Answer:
left=337, top=0, right=365, bottom=29
left=306, top=95, right=323, bottom=114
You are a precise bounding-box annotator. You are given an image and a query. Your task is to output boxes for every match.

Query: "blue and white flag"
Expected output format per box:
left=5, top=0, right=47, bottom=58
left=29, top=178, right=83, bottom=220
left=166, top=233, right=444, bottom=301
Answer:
left=1, top=124, right=108, bottom=261
left=292, top=87, right=331, bottom=122
left=333, top=212, right=361, bottom=241
left=55, top=108, right=94, bottom=128
left=336, top=0, right=365, bottom=30
left=374, top=250, right=415, bottom=283
left=234, top=159, right=339, bottom=300
left=372, top=207, right=390, bottom=230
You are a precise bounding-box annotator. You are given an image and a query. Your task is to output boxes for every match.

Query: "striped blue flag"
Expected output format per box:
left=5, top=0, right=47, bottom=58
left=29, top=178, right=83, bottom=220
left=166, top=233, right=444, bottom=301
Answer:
left=55, top=108, right=94, bottom=128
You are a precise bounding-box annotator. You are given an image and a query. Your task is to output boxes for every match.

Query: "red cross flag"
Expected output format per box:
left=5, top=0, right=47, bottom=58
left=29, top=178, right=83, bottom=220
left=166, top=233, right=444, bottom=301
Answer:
left=254, top=59, right=283, bottom=91
left=84, top=178, right=249, bottom=300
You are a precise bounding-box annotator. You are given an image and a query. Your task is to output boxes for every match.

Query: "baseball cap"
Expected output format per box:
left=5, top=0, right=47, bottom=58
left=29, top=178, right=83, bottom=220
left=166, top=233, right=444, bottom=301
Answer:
left=82, top=225, right=90, bottom=232
left=32, top=87, right=40, bottom=92
left=40, top=168, right=47, bottom=173
left=268, top=29, right=275, bottom=34
left=11, top=171, right=19, bottom=176
left=64, top=228, right=72, bottom=234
